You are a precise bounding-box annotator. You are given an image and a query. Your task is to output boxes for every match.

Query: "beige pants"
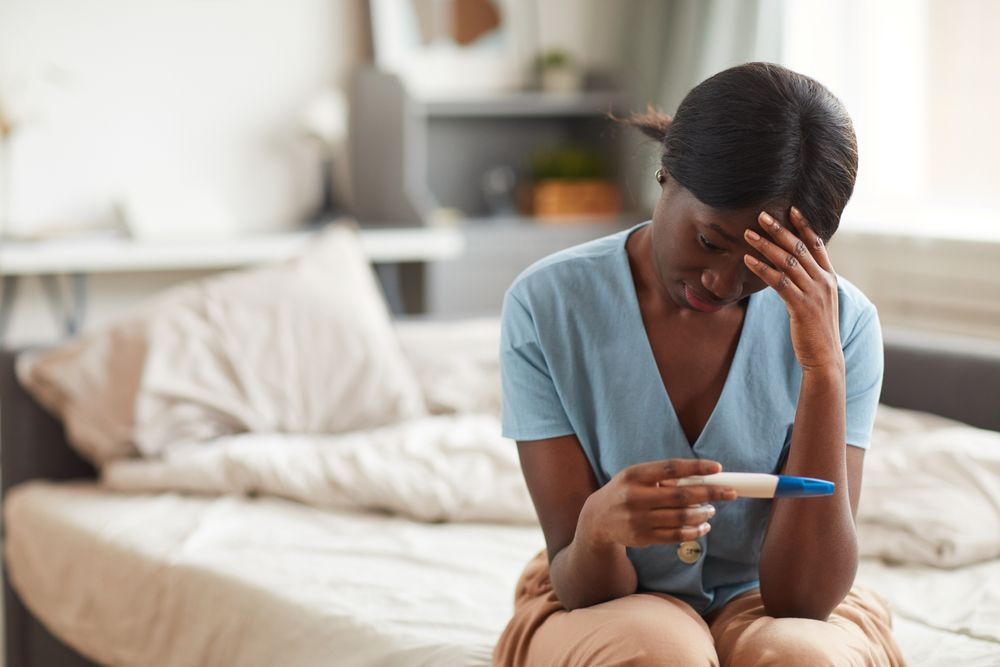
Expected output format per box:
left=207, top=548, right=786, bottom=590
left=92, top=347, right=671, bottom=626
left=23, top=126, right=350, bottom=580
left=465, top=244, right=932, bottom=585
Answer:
left=493, top=550, right=906, bottom=667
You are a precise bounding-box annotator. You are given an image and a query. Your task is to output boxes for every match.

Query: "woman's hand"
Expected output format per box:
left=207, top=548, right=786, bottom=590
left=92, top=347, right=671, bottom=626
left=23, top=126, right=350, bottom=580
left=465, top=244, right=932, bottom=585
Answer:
left=579, top=459, right=736, bottom=549
left=742, top=207, right=844, bottom=373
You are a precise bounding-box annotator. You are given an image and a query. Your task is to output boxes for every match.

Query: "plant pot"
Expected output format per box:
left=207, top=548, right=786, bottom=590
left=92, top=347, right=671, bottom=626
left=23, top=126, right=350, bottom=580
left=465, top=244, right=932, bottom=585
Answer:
left=540, top=67, right=582, bottom=94
left=532, top=179, right=620, bottom=221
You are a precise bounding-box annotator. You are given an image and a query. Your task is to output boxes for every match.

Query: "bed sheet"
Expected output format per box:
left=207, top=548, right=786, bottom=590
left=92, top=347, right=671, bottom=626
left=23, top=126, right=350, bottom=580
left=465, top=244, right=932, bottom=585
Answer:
left=5, top=482, right=998, bottom=666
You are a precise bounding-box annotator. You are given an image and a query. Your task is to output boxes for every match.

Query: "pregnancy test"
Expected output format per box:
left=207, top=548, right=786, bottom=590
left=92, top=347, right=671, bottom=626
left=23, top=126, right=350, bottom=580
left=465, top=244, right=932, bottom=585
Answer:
left=676, top=472, right=834, bottom=498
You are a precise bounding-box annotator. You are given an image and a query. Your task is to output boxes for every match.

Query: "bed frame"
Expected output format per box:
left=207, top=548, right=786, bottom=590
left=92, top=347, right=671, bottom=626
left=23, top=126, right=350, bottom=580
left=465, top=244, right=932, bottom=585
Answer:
left=2, top=327, right=1000, bottom=667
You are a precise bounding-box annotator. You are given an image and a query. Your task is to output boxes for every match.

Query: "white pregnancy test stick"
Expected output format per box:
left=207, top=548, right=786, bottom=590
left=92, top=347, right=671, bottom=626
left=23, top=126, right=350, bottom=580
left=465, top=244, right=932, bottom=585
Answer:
left=676, top=472, right=834, bottom=498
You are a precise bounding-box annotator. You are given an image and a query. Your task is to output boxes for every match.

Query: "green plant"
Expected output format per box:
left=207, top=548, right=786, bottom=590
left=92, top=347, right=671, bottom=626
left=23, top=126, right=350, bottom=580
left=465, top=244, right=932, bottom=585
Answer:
left=535, top=48, right=572, bottom=70
left=530, top=146, right=608, bottom=181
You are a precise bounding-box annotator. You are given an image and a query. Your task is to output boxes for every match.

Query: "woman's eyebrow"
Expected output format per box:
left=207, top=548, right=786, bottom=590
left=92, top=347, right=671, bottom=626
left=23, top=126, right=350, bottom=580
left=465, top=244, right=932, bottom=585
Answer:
left=708, top=223, right=742, bottom=245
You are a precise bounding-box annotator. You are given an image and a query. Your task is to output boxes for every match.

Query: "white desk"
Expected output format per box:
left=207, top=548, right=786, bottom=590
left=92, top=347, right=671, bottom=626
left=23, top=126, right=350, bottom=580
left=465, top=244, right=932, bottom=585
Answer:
left=0, top=226, right=465, bottom=339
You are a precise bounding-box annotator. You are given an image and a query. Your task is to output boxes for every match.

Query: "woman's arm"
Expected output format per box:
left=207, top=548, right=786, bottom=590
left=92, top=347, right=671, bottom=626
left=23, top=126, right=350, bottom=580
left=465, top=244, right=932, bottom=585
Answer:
left=742, top=207, right=866, bottom=620
left=758, top=367, right=863, bottom=620
left=518, top=436, right=735, bottom=611
left=517, top=435, right=637, bottom=610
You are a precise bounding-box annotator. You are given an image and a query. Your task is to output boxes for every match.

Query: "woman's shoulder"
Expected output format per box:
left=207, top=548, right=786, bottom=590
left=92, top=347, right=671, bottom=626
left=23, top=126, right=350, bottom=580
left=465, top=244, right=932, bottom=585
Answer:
left=835, top=275, right=876, bottom=314
left=506, top=223, right=642, bottom=306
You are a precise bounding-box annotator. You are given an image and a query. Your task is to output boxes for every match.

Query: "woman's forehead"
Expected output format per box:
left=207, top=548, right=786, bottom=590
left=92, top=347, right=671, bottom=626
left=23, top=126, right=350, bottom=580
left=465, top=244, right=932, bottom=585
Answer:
left=672, top=188, right=790, bottom=233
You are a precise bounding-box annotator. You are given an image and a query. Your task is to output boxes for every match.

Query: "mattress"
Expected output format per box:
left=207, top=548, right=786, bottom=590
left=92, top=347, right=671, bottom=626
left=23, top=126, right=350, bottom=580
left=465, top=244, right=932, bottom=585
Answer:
left=5, top=482, right=1000, bottom=666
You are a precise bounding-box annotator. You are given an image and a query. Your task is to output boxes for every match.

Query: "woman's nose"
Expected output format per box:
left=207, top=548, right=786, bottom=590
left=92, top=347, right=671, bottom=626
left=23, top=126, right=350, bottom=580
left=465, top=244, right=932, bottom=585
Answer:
left=701, top=262, right=744, bottom=302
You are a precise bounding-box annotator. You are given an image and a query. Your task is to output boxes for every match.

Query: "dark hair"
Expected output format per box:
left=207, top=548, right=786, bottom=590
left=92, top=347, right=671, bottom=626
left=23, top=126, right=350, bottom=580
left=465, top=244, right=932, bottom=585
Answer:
left=626, top=62, right=858, bottom=241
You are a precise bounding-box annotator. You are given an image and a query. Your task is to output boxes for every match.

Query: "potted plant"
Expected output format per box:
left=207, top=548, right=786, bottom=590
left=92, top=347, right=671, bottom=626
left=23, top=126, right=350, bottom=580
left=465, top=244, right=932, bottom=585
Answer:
left=529, top=146, right=619, bottom=221
left=535, top=48, right=582, bottom=94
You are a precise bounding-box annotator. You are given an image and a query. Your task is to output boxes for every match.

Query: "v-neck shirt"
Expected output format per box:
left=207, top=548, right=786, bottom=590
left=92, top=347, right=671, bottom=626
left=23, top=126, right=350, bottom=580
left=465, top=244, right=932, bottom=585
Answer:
left=499, top=220, right=883, bottom=615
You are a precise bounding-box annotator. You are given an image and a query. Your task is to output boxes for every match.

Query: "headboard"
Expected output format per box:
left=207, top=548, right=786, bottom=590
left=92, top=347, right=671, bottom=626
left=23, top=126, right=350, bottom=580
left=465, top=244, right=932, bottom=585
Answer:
left=879, top=327, right=1000, bottom=432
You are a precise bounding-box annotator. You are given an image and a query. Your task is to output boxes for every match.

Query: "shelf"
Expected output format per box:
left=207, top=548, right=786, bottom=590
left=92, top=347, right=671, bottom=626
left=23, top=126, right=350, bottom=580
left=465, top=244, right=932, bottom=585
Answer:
left=460, top=214, right=640, bottom=228
left=0, top=227, right=465, bottom=276
left=419, top=90, right=624, bottom=118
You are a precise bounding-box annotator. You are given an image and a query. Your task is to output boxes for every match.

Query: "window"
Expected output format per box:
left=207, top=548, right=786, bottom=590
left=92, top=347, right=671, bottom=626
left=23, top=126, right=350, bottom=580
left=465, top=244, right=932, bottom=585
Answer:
left=781, top=0, right=1000, bottom=241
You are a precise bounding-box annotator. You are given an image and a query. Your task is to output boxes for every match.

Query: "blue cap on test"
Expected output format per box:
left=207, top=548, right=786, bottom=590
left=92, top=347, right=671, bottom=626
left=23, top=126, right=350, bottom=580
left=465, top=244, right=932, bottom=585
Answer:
left=774, top=475, right=835, bottom=497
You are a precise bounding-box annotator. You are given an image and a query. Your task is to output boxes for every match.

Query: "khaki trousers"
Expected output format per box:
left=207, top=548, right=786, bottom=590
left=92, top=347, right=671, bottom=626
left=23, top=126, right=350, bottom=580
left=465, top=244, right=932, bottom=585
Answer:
left=493, top=550, right=906, bottom=667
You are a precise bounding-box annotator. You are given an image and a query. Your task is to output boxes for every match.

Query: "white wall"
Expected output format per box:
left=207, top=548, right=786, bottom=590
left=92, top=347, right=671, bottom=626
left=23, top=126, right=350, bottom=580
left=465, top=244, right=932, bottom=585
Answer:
left=0, top=0, right=366, bottom=344
left=0, top=0, right=366, bottom=238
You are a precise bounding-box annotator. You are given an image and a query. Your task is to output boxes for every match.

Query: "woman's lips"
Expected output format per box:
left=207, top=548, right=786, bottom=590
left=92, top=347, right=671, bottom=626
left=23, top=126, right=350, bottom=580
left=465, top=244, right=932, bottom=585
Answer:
left=684, top=284, right=724, bottom=313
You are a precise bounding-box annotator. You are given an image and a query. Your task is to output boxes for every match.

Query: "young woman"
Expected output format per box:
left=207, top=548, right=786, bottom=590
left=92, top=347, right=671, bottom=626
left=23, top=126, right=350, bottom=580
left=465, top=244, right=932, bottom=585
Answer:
left=493, top=63, right=905, bottom=666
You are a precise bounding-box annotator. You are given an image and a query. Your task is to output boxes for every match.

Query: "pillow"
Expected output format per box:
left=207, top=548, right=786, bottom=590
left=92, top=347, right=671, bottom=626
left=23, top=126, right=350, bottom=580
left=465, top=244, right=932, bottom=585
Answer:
left=16, top=284, right=202, bottom=464
left=19, top=224, right=427, bottom=462
left=17, top=317, right=149, bottom=463
left=395, top=318, right=501, bottom=417
left=859, top=404, right=1000, bottom=568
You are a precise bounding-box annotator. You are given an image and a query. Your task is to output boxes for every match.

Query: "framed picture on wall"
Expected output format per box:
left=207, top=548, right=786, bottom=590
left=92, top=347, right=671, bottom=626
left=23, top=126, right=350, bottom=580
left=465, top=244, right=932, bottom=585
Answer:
left=367, top=0, right=537, bottom=97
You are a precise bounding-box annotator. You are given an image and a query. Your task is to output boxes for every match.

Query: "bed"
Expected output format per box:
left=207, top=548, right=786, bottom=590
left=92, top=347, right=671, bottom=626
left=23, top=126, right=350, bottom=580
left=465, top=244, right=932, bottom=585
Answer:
left=3, top=325, right=1000, bottom=667
left=0, top=226, right=1000, bottom=667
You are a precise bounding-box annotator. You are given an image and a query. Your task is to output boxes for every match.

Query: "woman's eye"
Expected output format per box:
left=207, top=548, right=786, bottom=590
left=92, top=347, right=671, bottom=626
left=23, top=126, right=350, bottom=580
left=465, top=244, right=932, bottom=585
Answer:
left=698, top=234, right=722, bottom=252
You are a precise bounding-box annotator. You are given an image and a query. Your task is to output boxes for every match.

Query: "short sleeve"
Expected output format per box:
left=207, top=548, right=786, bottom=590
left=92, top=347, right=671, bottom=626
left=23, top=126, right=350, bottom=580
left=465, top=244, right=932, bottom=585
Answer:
left=499, top=290, right=574, bottom=441
left=843, top=305, right=884, bottom=449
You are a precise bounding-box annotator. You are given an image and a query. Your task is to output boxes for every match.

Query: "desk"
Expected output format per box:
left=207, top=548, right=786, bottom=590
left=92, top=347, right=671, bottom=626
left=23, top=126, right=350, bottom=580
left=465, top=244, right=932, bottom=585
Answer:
left=0, top=226, right=465, bottom=339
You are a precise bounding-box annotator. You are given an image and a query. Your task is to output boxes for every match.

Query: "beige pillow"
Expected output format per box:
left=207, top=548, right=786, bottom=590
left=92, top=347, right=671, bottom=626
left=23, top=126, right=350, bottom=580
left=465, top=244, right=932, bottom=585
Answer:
left=19, top=224, right=427, bottom=463
left=860, top=405, right=1000, bottom=567
left=17, top=317, right=149, bottom=463
left=395, top=318, right=502, bottom=417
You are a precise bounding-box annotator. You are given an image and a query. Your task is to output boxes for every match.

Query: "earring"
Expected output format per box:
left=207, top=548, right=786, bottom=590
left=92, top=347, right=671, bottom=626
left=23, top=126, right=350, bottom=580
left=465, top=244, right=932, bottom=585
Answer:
left=655, top=168, right=665, bottom=184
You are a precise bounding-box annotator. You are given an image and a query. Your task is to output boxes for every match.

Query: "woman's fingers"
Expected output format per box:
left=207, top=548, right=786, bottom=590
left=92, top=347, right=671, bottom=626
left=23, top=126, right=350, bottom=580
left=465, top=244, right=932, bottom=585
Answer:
left=649, top=523, right=712, bottom=544
left=742, top=249, right=800, bottom=300
left=648, top=483, right=736, bottom=506
left=745, top=212, right=816, bottom=281
left=788, top=206, right=835, bottom=273
left=647, top=504, right=716, bottom=527
left=622, top=458, right=723, bottom=486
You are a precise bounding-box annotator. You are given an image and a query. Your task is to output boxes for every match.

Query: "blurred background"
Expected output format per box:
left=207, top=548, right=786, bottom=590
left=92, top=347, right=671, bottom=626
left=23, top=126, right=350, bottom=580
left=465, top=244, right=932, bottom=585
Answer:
left=0, top=0, right=997, bottom=343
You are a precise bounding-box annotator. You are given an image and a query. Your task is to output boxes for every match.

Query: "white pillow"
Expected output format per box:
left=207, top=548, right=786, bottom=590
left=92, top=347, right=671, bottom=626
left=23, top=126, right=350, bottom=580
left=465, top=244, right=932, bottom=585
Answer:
left=395, top=318, right=501, bottom=417
left=859, top=404, right=1000, bottom=568
left=19, top=224, right=428, bottom=462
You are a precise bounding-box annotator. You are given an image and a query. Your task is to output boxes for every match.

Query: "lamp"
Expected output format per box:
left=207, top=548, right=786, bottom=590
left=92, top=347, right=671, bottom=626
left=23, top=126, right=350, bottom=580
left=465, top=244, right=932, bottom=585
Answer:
left=300, top=87, right=348, bottom=227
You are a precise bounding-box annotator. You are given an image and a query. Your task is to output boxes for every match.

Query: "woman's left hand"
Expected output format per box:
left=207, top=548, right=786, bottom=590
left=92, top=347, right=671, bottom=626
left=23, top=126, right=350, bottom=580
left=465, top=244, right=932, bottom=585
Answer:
left=742, top=207, right=844, bottom=373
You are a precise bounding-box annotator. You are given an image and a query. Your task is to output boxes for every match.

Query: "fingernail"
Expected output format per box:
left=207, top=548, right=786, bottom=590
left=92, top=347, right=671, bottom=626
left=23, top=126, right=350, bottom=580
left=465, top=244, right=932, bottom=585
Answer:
left=744, top=255, right=758, bottom=266
left=700, top=523, right=712, bottom=533
left=706, top=505, right=716, bottom=517
left=745, top=229, right=760, bottom=241
left=791, top=206, right=801, bottom=218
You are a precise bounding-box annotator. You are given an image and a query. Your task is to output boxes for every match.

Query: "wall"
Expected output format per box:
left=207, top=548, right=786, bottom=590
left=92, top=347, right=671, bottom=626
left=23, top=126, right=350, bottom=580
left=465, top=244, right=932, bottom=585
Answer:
left=2, top=1, right=996, bottom=345
left=0, top=0, right=366, bottom=237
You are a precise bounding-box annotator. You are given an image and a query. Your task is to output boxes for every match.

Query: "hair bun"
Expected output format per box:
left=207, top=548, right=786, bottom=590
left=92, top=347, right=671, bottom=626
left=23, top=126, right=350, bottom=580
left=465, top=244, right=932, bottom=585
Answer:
left=614, top=107, right=673, bottom=143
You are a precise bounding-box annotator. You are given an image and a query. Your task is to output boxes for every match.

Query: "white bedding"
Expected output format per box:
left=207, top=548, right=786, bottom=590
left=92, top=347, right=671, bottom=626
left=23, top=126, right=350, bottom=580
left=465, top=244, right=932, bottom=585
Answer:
left=4, top=482, right=544, bottom=667
left=99, top=414, right=536, bottom=526
left=5, top=482, right=1000, bottom=667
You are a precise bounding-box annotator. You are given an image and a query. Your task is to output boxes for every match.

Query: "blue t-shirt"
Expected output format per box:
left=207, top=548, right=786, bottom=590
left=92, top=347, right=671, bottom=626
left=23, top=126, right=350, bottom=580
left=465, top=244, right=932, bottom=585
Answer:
left=500, top=221, right=883, bottom=615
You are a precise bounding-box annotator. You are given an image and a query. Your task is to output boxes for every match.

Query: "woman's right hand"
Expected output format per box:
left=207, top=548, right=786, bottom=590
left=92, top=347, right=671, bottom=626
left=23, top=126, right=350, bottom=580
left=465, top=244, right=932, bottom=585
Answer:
left=578, top=459, right=737, bottom=549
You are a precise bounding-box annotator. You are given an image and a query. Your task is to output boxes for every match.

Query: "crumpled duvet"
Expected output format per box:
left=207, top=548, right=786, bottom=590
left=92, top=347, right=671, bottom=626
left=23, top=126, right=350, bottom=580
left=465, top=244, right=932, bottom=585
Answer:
left=102, top=413, right=537, bottom=525
left=103, top=404, right=1000, bottom=569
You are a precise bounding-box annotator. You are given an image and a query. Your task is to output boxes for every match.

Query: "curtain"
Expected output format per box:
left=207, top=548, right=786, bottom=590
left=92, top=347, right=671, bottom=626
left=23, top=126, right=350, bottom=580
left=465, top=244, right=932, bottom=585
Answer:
left=611, top=0, right=785, bottom=211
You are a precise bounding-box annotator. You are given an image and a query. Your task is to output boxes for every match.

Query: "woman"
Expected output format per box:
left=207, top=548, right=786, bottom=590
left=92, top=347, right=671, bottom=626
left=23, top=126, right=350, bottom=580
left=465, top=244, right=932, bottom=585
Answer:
left=493, top=63, right=905, bottom=666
